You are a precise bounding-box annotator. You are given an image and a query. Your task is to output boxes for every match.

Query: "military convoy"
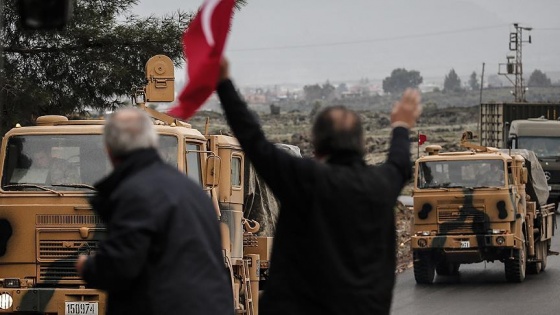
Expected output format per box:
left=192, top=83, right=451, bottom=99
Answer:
left=411, top=131, right=556, bottom=284
left=480, top=102, right=560, bottom=211
left=0, top=55, right=279, bottom=314
left=507, top=118, right=560, bottom=211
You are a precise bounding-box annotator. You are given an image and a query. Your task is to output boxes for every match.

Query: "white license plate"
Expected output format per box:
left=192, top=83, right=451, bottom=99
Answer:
left=65, top=302, right=98, bottom=315
left=460, top=241, right=470, bottom=248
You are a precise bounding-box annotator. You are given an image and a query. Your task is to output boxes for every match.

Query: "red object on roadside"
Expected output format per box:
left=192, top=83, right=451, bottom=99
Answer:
left=168, top=0, right=235, bottom=120
left=418, top=134, right=427, bottom=145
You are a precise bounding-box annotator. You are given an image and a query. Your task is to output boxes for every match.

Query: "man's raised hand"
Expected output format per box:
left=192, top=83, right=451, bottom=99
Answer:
left=391, top=88, right=422, bottom=129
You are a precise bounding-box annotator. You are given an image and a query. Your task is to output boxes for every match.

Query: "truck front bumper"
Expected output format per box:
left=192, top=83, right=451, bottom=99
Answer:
left=0, top=288, right=105, bottom=314
left=411, top=233, right=517, bottom=250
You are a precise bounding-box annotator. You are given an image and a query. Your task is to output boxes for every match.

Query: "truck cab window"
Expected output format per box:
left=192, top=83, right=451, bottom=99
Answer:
left=231, top=156, right=242, bottom=187
left=1, top=135, right=110, bottom=191
left=418, top=160, right=505, bottom=189
left=186, top=143, right=202, bottom=186
left=158, top=136, right=179, bottom=167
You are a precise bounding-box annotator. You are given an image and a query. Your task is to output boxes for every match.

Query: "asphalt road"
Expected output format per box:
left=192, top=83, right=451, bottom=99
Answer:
left=392, top=215, right=560, bottom=315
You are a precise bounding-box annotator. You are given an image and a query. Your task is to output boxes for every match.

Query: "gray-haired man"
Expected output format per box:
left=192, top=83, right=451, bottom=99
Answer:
left=75, top=108, right=233, bottom=315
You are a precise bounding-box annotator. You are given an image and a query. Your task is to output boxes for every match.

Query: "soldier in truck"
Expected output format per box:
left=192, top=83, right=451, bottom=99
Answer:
left=29, top=146, right=81, bottom=185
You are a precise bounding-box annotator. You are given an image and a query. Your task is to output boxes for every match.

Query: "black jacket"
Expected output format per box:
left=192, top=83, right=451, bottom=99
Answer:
left=82, top=148, right=233, bottom=315
left=217, top=80, right=411, bottom=315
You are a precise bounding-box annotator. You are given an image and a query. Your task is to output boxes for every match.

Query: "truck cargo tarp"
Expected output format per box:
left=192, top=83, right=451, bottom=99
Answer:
left=499, top=149, right=549, bottom=206
left=243, top=144, right=302, bottom=236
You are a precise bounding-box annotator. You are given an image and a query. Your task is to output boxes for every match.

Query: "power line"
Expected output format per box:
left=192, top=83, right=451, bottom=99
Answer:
left=230, top=24, right=509, bottom=52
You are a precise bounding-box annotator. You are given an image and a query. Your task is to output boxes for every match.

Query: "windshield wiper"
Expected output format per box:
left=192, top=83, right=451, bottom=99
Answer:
left=3, top=183, right=63, bottom=196
left=52, top=183, right=96, bottom=191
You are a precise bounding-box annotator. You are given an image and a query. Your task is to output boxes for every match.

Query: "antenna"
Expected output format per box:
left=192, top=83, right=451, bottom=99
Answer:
left=498, top=23, right=532, bottom=102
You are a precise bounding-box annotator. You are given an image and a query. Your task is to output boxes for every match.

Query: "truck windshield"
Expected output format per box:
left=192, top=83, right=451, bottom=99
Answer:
left=418, top=159, right=505, bottom=189
left=1, top=135, right=111, bottom=191
left=517, top=136, right=560, bottom=158
left=158, top=136, right=179, bottom=167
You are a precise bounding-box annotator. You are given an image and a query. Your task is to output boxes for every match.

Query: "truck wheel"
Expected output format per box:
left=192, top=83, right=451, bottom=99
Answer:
left=527, top=241, right=545, bottom=274
left=436, top=261, right=460, bottom=276
left=540, top=241, right=548, bottom=271
left=413, top=251, right=435, bottom=284
left=527, top=259, right=541, bottom=275
left=505, top=241, right=526, bottom=283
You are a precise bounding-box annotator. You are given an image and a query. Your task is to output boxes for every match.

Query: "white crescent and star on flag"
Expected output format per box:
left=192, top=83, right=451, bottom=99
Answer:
left=201, top=0, right=221, bottom=47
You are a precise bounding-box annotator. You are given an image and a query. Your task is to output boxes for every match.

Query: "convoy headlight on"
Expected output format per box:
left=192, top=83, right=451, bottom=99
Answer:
left=496, top=236, right=506, bottom=245
left=0, top=293, right=13, bottom=310
left=418, top=238, right=428, bottom=248
left=488, top=229, right=506, bottom=234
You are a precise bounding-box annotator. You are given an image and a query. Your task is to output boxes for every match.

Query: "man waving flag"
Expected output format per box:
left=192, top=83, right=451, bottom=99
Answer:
left=168, top=0, right=236, bottom=120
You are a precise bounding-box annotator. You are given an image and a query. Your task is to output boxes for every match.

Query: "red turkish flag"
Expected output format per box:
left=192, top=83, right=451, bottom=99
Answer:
left=168, top=0, right=235, bottom=119
left=418, top=134, right=427, bottom=145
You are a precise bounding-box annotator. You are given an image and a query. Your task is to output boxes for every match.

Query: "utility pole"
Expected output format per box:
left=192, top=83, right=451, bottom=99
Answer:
left=499, top=23, right=532, bottom=102
left=478, top=62, right=485, bottom=142
left=0, top=0, right=4, bottom=135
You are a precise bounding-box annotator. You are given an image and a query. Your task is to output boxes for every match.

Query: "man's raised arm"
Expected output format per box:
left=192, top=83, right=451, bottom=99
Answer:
left=216, top=59, right=316, bottom=199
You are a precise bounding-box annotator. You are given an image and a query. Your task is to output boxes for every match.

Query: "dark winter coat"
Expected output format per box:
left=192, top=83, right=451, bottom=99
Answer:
left=217, top=80, right=411, bottom=315
left=82, top=148, right=233, bottom=315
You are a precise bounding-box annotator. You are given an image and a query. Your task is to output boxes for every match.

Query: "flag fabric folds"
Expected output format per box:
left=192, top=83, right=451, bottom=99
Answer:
left=418, top=134, right=427, bottom=145
left=168, top=0, right=235, bottom=120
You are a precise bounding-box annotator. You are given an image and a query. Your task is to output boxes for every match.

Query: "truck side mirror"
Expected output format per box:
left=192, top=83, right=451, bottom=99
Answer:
left=520, top=168, right=528, bottom=184
left=205, top=155, right=221, bottom=188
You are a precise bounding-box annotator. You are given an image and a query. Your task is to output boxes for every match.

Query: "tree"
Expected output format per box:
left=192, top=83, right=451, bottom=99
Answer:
left=382, top=68, right=423, bottom=95
left=303, top=81, right=335, bottom=102
left=0, top=0, right=246, bottom=134
left=527, top=69, right=552, bottom=87
left=468, top=71, right=480, bottom=91
left=443, top=69, right=462, bottom=93
left=336, top=82, right=348, bottom=94
left=303, top=84, right=322, bottom=102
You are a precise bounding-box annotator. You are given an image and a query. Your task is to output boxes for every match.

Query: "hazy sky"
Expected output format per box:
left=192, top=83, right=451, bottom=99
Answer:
left=131, top=0, right=560, bottom=86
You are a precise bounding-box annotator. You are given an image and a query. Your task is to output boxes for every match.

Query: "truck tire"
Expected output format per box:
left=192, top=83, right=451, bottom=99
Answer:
left=527, top=258, right=541, bottom=275
left=540, top=241, right=548, bottom=272
left=436, top=261, right=460, bottom=276
left=505, top=241, right=526, bottom=283
left=527, top=241, right=545, bottom=274
left=413, top=251, right=435, bottom=284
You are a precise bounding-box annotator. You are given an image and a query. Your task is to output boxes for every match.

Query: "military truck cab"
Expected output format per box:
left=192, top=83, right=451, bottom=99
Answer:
left=411, top=133, right=556, bottom=284
left=0, top=54, right=274, bottom=315
left=0, top=115, right=209, bottom=314
left=508, top=118, right=560, bottom=211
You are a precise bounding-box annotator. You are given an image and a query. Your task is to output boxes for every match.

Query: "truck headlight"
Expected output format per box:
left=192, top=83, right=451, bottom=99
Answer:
left=418, top=239, right=428, bottom=248
left=496, top=236, right=506, bottom=245
left=0, top=293, right=13, bottom=310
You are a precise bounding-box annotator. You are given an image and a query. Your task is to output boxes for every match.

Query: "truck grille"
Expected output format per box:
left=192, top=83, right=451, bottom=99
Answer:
left=38, top=240, right=100, bottom=283
left=39, top=240, right=100, bottom=260
left=39, top=262, right=82, bottom=282
left=36, top=215, right=104, bottom=226
left=37, top=229, right=105, bottom=284
left=546, top=169, right=560, bottom=184
left=438, top=208, right=487, bottom=234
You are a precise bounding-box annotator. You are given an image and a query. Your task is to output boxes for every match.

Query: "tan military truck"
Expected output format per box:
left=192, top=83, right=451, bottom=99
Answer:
left=411, top=131, right=556, bottom=284
left=0, top=55, right=275, bottom=314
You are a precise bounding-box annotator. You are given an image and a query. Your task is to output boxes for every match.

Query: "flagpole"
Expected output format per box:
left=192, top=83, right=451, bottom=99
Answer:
left=417, top=130, right=420, bottom=159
